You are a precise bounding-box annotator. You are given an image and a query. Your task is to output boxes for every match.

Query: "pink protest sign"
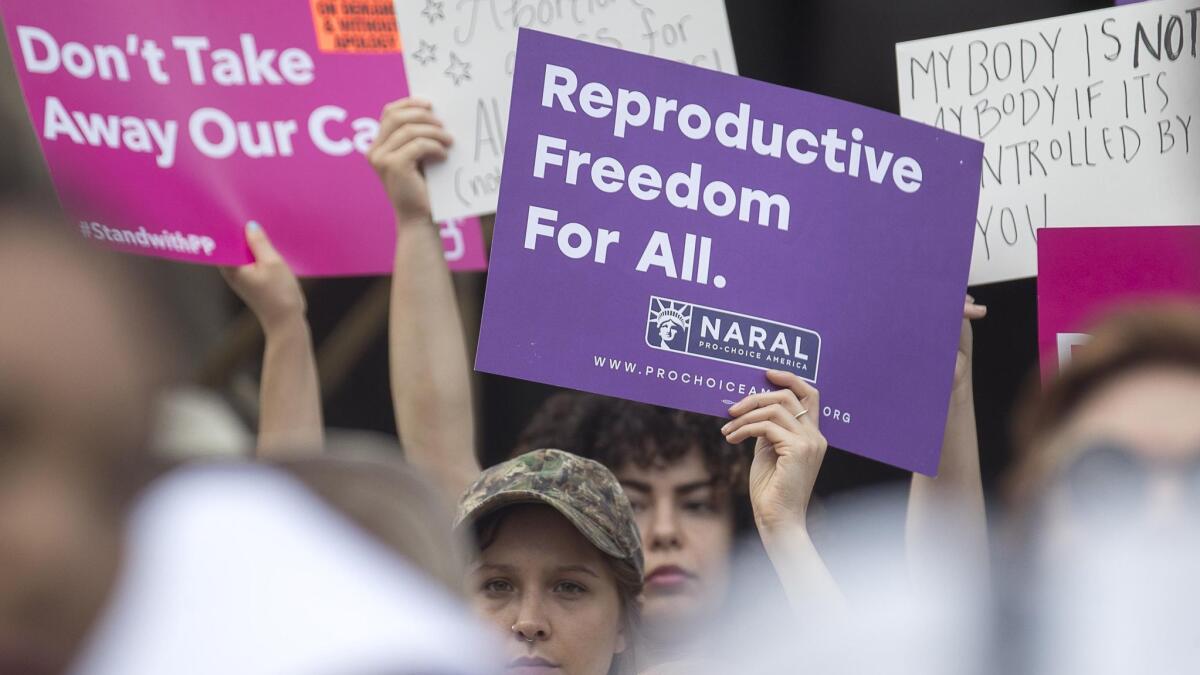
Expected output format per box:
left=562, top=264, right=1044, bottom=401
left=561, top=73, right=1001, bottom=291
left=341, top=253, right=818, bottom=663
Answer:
left=1038, top=226, right=1200, bottom=380
left=1, top=0, right=486, bottom=275
left=440, top=217, right=487, bottom=272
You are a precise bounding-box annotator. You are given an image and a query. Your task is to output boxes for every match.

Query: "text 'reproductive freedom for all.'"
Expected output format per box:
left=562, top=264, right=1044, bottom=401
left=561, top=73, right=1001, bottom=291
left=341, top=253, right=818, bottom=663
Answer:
left=531, top=63, right=929, bottom=234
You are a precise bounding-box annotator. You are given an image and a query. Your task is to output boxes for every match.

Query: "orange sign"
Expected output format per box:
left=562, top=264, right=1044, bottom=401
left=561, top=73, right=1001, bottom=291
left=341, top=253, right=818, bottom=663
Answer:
left=310, top=0, right=401, bottom=53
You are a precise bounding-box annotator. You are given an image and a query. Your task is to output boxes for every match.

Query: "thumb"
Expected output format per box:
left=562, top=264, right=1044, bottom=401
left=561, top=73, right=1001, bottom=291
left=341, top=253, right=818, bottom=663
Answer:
left=244, top=221, right=281, bottom=263
left=963, top=294, right=987, bottom=321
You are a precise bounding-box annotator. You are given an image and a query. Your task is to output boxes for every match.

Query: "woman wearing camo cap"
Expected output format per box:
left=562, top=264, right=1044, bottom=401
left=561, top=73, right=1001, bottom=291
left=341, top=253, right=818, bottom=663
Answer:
left=455, top=448, right=644, bottom=675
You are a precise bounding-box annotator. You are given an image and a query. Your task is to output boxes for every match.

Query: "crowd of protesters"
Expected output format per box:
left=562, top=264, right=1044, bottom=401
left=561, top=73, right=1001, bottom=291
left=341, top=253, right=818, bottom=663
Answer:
left=2, top=48, right=1199, bottom=675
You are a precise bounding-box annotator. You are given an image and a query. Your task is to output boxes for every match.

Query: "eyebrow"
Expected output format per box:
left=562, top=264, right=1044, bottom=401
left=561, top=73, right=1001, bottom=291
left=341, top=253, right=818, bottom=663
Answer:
left=472, top=563, right=516, bottom=575
left=675, top=479, right=719, bottom=496
left=472, top=563, right=601, bottom=579
left=620, top=480, right=652, bottom=493
left=619, top=478, right=718, bottom=496
left=557, top=565, right=601, bottom=579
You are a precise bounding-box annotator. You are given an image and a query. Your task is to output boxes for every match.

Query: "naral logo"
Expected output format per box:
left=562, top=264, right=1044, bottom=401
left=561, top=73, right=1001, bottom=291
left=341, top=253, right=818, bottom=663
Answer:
left=645, top=296, right=820, bottom=382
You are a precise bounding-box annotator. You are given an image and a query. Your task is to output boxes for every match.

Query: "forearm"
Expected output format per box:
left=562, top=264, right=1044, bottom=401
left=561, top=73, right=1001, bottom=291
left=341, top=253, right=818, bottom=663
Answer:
left=760, top=523, right=845, bottom=615
left=389, top=215, right=480, bottom=498
left=906, top=379, right=989, bottom=574
left=256, top=315, right=324, bottom=456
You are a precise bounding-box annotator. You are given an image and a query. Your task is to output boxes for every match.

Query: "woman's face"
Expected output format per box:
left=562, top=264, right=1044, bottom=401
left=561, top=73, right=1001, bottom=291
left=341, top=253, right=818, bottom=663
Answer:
left=467, top=505, right=627, bottom=675
left=1037, top=366, right=1200, bottom=538
left=616, top=448, right=735, bottom=638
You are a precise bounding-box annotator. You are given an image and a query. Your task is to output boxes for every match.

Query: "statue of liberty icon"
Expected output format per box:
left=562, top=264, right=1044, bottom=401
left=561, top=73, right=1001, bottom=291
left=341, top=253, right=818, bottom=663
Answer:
left=647, top=298, right=692, bottom=352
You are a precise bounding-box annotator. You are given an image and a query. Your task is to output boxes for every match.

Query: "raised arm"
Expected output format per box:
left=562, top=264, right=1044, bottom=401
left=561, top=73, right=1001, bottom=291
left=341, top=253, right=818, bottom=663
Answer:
left=221, top=221, right=323, bottom=456
left=905, top=297, right=989, bottom=576
left=368, top=98, right=480, bottom=498
left=723, top=370, right=844, bottom=614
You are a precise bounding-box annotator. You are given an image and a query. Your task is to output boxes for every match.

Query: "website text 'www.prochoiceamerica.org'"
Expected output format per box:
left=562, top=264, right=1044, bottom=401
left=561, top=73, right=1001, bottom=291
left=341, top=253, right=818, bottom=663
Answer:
left=592, top=355, right=770, bottom=398
left=591, top=354, right=855, bottom=424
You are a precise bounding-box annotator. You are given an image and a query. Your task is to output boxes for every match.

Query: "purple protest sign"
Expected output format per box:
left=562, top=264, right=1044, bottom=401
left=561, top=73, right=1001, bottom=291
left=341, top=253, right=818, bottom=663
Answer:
left=475, top=30, right=983, bottom=474
left=0, top=0, right=486, bottom=276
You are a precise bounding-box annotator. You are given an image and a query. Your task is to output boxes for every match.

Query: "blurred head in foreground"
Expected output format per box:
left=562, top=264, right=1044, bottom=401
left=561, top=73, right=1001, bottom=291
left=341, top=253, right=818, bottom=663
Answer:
left=1005, top=304, right=1200, bottom=675
left=272, top=439, right=468, bottom=593
left=0, top=208, right=169, bottom=674
left=457, top=448, right=644, bottom=675
left=1011, top=303, right=1200, bottom=537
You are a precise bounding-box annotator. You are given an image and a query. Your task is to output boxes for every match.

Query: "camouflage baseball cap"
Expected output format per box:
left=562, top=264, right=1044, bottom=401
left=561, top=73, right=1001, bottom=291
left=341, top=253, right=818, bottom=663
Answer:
left=455, top=448, right=644, bottom=579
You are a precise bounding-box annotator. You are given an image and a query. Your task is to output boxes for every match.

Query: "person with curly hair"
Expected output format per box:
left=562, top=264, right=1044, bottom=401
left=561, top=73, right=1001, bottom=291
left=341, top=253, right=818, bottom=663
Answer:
left=513, top=394, right=757, bottom=643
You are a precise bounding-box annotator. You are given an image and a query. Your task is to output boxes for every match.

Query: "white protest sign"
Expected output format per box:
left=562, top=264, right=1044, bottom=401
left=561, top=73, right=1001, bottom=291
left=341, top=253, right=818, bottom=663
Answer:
left=395, top=0, right=737, bottom=221
left=897, top=0, right=1200, bottom=285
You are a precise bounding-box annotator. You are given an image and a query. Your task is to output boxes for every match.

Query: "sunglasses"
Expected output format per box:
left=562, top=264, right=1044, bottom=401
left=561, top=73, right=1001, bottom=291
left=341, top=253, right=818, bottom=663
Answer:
left=1057, top=442, right=1200, bottom=518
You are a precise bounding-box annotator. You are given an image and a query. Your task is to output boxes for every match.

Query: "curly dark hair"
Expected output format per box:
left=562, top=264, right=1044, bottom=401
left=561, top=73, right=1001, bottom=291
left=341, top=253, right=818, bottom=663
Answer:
left=514, top=391, right=755, bottom=533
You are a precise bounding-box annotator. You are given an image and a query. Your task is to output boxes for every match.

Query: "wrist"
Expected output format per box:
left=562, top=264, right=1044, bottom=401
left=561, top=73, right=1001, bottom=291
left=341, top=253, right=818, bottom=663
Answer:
left=393, top=213, right=445, bottom=260
left=755, top=508, right=810, bottom=542
left=261, top=311, right=310, bottom=340
left=394, top=205, right=435, bottom=230
left=759, top=517, right=814, bottom=559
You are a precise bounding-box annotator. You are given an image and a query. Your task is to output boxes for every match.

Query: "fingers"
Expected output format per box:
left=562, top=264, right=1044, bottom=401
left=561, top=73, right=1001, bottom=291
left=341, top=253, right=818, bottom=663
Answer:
left=384, top=136, right=450, bottom=171
left=219, top=222, right=275, bottom=282
left=370, top=103, right=444, bottom=155
left=722, top=403, right=802, bottom=440
left=766, top=369, right=817, bottom=400
left=244, top=221, right=281, bottom=264
left=725, top=420, right=794, bottom=447
left=765, top=370, right=819, bottom=429
left=728, top=372, right=820, bottom=435
left=374, top=123, right=454, bottom=158
left=381, top=97, right=432, bottom=116
left=724, top=375, right=825, bottom=446
left=373, top=109, right=446, bottom=153
left=368, top=122, right=452, bottom=176
left=728, top=388, right=804, bottom=417
left=964, top=294, right=987, bottom=320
